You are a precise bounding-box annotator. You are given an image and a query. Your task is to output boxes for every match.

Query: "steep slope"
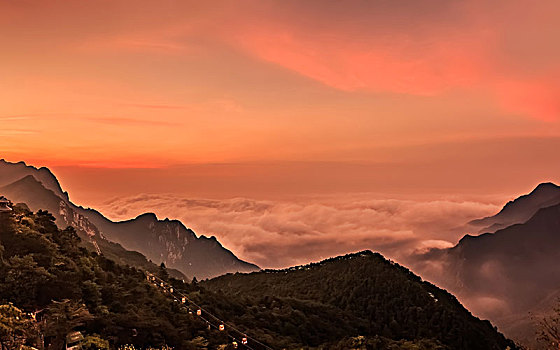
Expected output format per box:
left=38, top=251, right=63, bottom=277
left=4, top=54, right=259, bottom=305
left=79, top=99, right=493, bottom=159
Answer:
left=0, top=206, right=237, bottom=349
left=78, top=208, right=259, bottom=280
left=0, top=175, right=100, bottom=237
left=414, top=202, right=560, bottom=347
left=0, top=159, right=258, bottom=278
left=0, top=178, right=187, bottom=280
left=0, top=206, right=519, bottom=350
left=0, top=159, right=67, bottom=199
left=203, top=251, right=517, bottom=350
left=469, top=182, right=560, bottom=233
left=451, top=203, right=560, bottom=305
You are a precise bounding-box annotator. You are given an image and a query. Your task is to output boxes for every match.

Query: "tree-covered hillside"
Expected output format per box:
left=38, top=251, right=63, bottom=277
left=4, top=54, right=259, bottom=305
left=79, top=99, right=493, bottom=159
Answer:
left=0, top=204, right=236, bottom=349
left=202, top=253, right=517, bottom=350
left=0, top=160, right=259, bottom=279
left=0, top=203, right=517, bottom=349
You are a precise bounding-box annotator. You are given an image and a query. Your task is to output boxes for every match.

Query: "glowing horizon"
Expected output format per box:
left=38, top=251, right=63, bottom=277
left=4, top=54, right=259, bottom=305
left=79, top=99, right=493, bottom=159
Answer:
left=1, top=0, right=560, bottom=170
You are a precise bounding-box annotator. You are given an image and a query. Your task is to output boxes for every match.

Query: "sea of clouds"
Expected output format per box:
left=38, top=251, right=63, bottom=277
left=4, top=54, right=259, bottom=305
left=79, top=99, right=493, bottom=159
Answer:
left=96, top=193, right=501, bottom=269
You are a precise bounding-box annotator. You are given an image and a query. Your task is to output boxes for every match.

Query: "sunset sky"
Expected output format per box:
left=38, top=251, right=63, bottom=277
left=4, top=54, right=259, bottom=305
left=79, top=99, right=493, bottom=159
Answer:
left=2, top=1, right=560, bottom=266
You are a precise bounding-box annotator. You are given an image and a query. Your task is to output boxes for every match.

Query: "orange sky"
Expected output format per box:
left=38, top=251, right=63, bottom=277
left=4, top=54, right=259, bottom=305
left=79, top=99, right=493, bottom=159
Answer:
left=1, top=0, right=560, bottom=202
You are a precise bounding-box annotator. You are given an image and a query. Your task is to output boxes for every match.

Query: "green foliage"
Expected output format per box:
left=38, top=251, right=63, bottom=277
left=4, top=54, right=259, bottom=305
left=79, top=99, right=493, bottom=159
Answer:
left=328, top=335, right=446, bottom=349
left=0, top=206, right=221, bottom=349
left=188, top=336, right=209, bottom=349
left=44, top=299, right=93, bottom=349
left=82, top=334, right=110, bottom=350
left=0, top=206, right=518, bottom=350
left=202, top=252, right=518, bottom=350
left=0, top=303, right=37, bottom=349
left=117, top=345, right=173, bottom=350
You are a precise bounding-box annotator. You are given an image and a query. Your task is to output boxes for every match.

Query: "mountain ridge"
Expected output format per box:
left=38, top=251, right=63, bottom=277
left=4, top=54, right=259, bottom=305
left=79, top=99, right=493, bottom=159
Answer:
left=203, top=250, right=517, bottom=349
left=0, top=175, right=187, bottom=279
left=0, top=206, right=519, bottom=349
left=0, top=159, right=67, bottom=199
left=413, top=187, right=560, bottom=348
left=75, top=204, right=258, bottom=279
left=468, top=181, right=560, bottom=233
left=0, top=160, right=259, bottom=279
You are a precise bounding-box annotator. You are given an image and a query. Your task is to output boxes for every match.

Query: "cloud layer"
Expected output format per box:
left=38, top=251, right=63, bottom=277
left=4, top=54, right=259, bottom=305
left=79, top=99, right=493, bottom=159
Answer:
left=96, top=193, right=500, bottom=268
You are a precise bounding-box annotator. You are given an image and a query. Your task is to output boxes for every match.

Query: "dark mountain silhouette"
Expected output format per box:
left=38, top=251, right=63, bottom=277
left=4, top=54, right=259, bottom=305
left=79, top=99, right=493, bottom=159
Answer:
left=469, top=182, right=560, bottom=233
left=450, top=203, right=560, bottom=306
left=0, top=159, right=67, bottom=199
left=413, top=185, right=560, bottom=347
left=0, top=205, right=518, bottom=349
left=203, top=251, right=517, bottom=349
left=0, top=174, right=102, bottom=238
left=77, top=207, right=259, bottom=280
left=0, top=160, right=258, bottom=279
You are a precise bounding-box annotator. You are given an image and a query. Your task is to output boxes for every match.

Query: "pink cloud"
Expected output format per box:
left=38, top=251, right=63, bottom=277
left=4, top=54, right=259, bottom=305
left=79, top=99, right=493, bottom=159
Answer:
left=86, top=117, right=182, bottom=127
left=5, top=0, right=560, bottom=122
left=222, top=1, right=560, bottom=121
left=234, top=24, right=489, bottom=96
left=494, top=76, right=560, bottom=122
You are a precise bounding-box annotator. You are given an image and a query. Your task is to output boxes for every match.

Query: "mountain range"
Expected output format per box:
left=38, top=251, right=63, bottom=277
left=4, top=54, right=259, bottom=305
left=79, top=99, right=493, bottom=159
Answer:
left=2, top=159, right=558, bottom=347
left=0, top=159, right=258, bottom=279
left=0, top=204, right=517, bottom=349
left=412, top=182, right=560, bottom=347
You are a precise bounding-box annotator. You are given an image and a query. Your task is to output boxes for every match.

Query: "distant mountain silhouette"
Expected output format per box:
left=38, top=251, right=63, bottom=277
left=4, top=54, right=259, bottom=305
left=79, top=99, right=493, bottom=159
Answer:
left=0, top=160, right=258, bottom=279
left=0, top=174, right=101, bottom=238
left=469, top=182, right=560, bottom=233
left=414, top=183, right=560, bottom=347
left=78, top=207, right=259, bottom=279
left=0, top=159, right=67, bottom=199
left=451, top=203, right=560, bottom=305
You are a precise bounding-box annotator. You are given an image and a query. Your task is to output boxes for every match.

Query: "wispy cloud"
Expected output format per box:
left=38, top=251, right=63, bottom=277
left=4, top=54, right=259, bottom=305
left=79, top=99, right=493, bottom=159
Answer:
left=0, top=116, right=34, bottom=122
left=0, top=129, right=38, bottom=136
left=126, top=104, right=186, bottom=110
left=87, top=117, right=181, bottom=127
left=229, top=1, right=560, bottom=121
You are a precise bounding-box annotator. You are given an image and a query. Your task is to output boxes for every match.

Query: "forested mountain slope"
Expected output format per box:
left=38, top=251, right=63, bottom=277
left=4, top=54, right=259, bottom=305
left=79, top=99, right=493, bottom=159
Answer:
left=0, top=205, right=517, bottom=349
left=0, top=204, right=231, bottom=349
left=203, top=251, right=517, bottom=350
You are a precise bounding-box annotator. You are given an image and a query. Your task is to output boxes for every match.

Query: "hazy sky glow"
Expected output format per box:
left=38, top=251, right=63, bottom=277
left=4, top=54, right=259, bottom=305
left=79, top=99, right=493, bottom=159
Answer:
left=2, top=1, right=560, bottom=266
left=2, top=0, right=560, bottom=167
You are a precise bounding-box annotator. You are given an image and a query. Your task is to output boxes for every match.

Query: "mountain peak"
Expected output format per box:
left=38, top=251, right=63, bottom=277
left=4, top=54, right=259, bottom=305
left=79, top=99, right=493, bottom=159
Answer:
left=133, top=213, right=186, bottom=227
left=205, top=249, right=516, bottom=350
left=0, top=159, right=66, bottom=198
left=135, top=212, right=158, bottom=221
left=468, top=181, right=560, bottom=232
left=0, top=159, right=27, bottom=166
left=530, top=182, right=559, bottom=193
left=17, top=173, right=40, bottom=182
left=3, top=174, right=44, bottom=190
